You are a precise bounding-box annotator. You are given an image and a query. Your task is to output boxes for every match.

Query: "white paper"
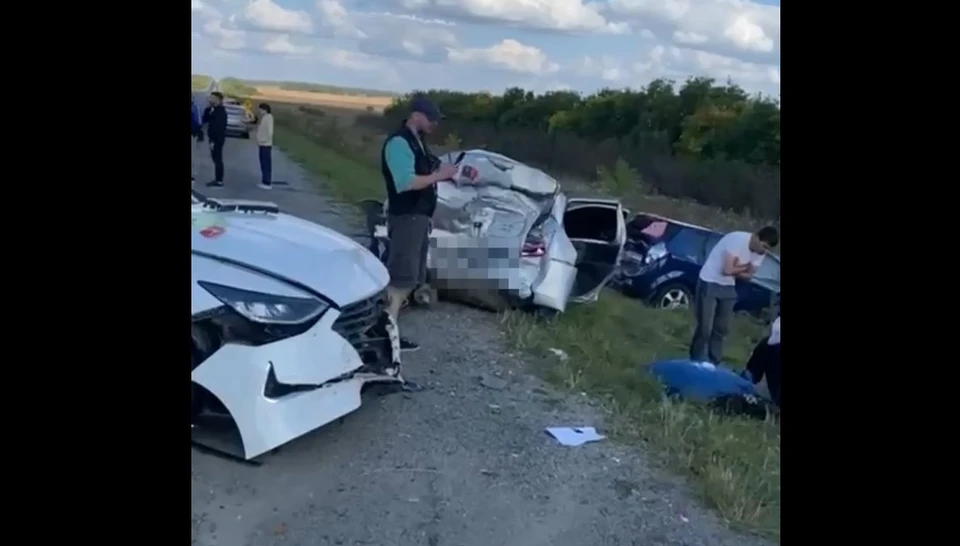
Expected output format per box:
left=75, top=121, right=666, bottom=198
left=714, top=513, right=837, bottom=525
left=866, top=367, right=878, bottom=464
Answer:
left=545, top=426, right=605, bottom=447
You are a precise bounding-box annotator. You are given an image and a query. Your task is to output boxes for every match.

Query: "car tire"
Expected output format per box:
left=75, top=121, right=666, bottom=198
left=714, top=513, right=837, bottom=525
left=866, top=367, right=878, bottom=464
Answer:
left=242, top=132, right=250, bottom=139
left=651, top=283, right=693, bottom=310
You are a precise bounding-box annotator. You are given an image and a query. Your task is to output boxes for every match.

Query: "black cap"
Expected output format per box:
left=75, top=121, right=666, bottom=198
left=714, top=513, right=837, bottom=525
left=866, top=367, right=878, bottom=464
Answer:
left=410, top=96, right=443, bottom=123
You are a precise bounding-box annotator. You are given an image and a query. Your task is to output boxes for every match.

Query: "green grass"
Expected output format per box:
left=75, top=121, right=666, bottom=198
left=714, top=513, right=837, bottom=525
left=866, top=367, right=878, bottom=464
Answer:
left=273, top=111, right=780, bottom=539
left=501, top=297, right=779, bottom=538
left=274, top=118, right=384, bottom=203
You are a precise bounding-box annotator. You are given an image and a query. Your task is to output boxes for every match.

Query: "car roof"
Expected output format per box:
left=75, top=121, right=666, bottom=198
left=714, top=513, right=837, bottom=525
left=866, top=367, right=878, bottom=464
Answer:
left=637, top=212, right=715, bottom=234
left=637, top=212, right=781, bottom=261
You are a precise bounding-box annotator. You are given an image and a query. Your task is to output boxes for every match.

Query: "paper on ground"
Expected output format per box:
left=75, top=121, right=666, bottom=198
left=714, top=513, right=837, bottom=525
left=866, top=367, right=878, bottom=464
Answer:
left=545, top=426, right=605, bottom=447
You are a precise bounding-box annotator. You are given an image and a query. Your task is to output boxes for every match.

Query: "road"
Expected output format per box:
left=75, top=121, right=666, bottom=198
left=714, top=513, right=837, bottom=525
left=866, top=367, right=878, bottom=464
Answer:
left=190, top=137, right=773, bottom=546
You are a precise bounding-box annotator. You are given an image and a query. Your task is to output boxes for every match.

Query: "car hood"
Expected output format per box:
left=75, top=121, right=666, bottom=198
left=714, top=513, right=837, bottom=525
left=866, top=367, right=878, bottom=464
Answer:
left=191, top=205, right=389, bottom=307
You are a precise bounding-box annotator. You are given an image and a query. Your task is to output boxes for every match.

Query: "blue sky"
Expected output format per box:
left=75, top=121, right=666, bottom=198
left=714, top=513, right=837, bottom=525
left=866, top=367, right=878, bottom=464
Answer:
left=192, top=0, right=780, bottom=96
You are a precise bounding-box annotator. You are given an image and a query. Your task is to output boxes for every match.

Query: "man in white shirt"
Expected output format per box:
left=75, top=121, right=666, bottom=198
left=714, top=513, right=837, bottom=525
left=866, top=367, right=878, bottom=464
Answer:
left=690, top=226, right=778, bottom=363
left=255, top=103, right=275, bottom=190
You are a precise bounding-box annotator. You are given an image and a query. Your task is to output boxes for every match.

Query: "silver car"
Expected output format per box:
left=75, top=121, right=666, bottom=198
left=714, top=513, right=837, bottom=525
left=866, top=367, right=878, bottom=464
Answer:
left=363, top=149, right=626, bottom=315
left=225, top=104, right=251, bottom=138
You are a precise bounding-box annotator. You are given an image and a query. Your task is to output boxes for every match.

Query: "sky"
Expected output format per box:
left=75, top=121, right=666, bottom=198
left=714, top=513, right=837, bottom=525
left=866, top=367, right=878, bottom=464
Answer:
left=191, top=0, right=781, bottom=97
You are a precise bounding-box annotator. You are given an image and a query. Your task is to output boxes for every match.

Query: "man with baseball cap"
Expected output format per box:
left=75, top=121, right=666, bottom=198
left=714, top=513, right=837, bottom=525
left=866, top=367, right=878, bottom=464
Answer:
left=380, top=96, right=459, bottom=351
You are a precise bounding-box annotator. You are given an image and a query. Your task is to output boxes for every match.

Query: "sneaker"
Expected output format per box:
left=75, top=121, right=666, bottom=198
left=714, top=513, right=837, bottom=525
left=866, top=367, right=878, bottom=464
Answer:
left=258, top=183, right=272, bottom=190
left=399, top=337, right=420, bottom=352
left=205, top=180, right=224, bottom=188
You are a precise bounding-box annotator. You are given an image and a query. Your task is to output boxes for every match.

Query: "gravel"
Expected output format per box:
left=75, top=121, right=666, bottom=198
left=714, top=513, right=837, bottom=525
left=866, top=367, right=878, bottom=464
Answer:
left=190, top=138, right=774, bottom=546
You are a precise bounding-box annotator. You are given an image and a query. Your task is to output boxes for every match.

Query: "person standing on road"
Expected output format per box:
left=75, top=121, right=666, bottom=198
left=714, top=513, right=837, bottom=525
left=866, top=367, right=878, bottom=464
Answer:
left=191, top=95, right=203, bottom=182
left=381, top=97, right=458, bottom=352
left=690, top=226, right=779, bottom=363
left=202, top=92, right=228, bottom=188
left=255, top=103, right=274, bottom=190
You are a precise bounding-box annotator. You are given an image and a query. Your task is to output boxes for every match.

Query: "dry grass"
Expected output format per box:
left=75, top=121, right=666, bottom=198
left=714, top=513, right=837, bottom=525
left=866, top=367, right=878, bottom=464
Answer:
left=251, top=86, right=393, bottom=112
left=272, top=103, right=780, bottom=539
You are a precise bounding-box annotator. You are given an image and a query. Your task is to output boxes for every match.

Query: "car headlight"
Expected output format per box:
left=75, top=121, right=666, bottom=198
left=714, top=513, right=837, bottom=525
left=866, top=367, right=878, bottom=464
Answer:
left=619, top=250, right=646, bottom=277
left=199, top=281, right=329, bottom=325
left=644, top=243, right=668, bottom=264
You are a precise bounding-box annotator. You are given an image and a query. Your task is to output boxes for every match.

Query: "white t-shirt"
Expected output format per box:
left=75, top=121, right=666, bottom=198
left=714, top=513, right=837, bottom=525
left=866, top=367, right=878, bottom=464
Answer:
left=767, top=316, right=780, bottom=345
left=699, top=231, right=765, bottom=286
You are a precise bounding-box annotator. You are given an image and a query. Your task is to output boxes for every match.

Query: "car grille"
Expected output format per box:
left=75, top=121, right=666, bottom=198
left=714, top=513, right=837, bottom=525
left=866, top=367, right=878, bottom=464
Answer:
left=332, top=291, right=387, bottom=345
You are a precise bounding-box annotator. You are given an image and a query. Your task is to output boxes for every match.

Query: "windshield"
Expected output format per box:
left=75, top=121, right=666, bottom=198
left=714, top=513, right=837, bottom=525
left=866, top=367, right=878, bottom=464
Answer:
left=226, top=106, right=246, bottom=115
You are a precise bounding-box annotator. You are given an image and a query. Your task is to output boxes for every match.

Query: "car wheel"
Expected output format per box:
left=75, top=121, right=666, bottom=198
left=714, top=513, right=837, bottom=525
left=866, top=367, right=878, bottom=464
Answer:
left=653, top=283, right=692, bottom=310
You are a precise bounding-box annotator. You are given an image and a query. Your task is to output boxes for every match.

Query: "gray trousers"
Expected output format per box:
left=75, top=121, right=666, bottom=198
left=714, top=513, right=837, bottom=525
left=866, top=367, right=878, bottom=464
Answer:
left=689, top=280, right=738, bottom=363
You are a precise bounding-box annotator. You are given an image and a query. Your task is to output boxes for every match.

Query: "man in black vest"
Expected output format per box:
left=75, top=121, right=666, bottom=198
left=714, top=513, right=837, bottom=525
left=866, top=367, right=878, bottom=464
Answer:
left=381, top=97, right=458, bottom=352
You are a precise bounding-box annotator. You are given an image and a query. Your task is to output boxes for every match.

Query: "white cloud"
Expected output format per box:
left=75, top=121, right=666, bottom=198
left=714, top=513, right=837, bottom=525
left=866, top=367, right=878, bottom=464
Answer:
left=318, top=48, right=387, bottom=72
left=608, top=0, right=779, bottom=64
left=202, top=17, right=246, bottom=50
left=315, top=0, right=366, bottom=38
left=448, top=39, right=559, bottom=75
left=573, top=56, right=626, bottom=82
left=244, top=0, right=313, bottom=34
left=397, top=0, right=628, bottom=34
left=262, top=34, right=312, bottom=55
left=190, top=0, right=780, bottom=96
left=630, top=44, right=779, bottom=92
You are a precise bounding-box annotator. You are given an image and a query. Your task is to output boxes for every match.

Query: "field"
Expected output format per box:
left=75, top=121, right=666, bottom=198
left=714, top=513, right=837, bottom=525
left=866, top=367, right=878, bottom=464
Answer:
left=251, top=85, right=394, bottom=112
left=263, top=97, right=780, bottom=539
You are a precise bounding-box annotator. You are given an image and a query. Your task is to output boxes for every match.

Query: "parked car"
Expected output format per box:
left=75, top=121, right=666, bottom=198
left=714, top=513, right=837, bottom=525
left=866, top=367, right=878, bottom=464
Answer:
left=191, top=189, right=403, bottom=461
left=613, top=214, right=780, bottom=316
left=224, top=103, right=252, bottom=138
left=361, top=149, right=627, bottom=314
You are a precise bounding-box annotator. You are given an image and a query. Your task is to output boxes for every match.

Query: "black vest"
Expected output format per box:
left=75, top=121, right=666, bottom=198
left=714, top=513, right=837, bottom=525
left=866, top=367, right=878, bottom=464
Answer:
left=381, top=123, right=438, bottom=217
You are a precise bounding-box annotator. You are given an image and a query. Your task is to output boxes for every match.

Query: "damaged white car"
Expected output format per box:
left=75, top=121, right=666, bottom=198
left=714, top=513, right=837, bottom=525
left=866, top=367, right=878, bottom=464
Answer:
left=362, top=149, right=627, bottom=314
left=191, top=190, right=403, bottom=462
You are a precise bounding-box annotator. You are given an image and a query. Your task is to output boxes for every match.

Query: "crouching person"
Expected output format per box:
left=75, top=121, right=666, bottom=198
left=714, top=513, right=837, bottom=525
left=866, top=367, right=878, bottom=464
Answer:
left=744, top=314, right=781, bottom=407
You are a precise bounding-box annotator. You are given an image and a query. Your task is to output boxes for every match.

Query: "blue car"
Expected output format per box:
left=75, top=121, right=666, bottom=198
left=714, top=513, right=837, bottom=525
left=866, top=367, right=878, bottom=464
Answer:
left=614, top=214, right=780, bottom=316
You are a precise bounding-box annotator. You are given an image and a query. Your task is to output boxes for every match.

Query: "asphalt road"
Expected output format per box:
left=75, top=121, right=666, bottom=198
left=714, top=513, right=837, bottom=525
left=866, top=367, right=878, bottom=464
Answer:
left=190, top=136, right=774, bottom=546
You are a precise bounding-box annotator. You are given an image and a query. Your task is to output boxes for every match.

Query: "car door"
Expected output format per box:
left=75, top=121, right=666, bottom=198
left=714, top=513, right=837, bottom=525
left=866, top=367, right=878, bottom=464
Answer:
left=734, top=252, right=780, bottom=314
left=563, top=198, right=627, bottom=303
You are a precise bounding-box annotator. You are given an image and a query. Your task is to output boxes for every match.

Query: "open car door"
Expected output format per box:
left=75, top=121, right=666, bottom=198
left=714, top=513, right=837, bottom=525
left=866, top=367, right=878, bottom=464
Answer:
left=562, top=198, right=627, bottom=303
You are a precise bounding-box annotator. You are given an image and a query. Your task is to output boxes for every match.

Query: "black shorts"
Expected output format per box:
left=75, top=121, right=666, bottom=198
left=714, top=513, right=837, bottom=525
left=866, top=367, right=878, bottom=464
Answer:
left=386, top=214, right=431, bottom=290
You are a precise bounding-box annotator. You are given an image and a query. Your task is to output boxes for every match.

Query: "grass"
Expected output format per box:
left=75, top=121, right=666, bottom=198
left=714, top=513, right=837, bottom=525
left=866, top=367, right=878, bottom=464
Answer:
left=501, top=297, right=779, bottom=537
left=273, top=106, right=781, bottom=539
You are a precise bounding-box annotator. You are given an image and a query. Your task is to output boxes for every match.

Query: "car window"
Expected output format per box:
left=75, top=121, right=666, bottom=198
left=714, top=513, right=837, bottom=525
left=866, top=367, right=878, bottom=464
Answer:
left=226, top=106, right=245, bottom=115
left=755, top=256, right=780, bottom=283
left=666, top=227, right=711, bottom=263
left=703, top=233, right=722, bottom=258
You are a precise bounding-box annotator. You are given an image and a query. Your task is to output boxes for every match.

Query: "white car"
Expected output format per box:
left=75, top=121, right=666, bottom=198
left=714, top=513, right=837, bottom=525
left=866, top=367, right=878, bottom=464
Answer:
left=364, top=149, right=627, bottom=314
left=191, top=190, right=403, bottom=461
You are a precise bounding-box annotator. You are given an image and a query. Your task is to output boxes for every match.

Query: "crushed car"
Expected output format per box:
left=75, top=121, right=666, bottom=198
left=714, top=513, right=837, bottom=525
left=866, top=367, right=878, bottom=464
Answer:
left=361, top=149, right=627, bottom=314
left=191, top=189, right=404, bottom=462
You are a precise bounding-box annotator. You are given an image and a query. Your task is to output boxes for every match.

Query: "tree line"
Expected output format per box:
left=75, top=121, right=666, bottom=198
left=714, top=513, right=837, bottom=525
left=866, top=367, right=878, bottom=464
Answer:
left=366, top=78, right=780, bottom=220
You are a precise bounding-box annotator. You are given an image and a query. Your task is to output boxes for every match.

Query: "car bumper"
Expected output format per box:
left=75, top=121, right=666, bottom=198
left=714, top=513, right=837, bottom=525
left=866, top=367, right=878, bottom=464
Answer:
left=192, top=304, right=400, bottom=460
left=225, top=124, right=249, bottom=136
